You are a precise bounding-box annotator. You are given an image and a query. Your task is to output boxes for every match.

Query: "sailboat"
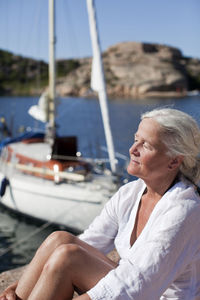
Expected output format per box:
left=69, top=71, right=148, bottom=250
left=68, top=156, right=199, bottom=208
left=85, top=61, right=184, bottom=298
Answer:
left=0, top=0, right=122, bottom=233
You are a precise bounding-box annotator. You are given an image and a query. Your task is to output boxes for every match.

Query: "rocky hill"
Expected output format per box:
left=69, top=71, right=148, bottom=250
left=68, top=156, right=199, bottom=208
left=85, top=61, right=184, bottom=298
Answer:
left=1, top=42, right=200, bottom=98
left=0, top=50, right=48, bottom=95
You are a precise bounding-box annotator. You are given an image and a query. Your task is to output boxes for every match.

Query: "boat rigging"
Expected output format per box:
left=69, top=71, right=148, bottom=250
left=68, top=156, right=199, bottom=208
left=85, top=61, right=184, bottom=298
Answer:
left=0, top=0, right=124, bottom=233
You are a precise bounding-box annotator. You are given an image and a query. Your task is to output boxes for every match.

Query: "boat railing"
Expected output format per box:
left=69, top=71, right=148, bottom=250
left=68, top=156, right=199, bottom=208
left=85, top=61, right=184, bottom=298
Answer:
left=7, top=161, right=86, bottom=182
left=1, top=146, right=87, bottom=183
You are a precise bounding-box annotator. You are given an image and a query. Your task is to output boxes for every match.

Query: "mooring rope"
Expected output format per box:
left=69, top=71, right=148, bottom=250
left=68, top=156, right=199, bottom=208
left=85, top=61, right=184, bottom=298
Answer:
left=0, top=201, right=80, bottom=258
left=0, top=219, right=54, bottom=258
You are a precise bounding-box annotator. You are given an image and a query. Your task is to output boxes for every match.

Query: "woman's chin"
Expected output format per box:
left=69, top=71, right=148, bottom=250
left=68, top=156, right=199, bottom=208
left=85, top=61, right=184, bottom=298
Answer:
left=127, top=164, right=138, bottom=177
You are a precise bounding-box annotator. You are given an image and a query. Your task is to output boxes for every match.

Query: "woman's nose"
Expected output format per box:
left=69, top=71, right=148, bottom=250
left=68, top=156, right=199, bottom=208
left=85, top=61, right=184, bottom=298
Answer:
left=129, top=142, right=139, bottom=155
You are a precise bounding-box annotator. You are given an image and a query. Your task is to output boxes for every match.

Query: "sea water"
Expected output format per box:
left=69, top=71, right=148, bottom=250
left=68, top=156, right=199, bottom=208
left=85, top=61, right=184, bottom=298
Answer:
left=0, top=94, right=200, bottom=271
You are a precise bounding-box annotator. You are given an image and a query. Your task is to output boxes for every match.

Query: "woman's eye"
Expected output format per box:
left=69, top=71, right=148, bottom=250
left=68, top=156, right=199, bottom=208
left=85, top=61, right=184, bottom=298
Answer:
left=143, top=142, right=150, bottom=149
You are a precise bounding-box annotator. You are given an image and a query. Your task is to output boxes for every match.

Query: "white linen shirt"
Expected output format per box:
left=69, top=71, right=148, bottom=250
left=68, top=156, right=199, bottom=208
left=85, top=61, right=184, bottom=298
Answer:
left=79, top=178, right=200, bottom=300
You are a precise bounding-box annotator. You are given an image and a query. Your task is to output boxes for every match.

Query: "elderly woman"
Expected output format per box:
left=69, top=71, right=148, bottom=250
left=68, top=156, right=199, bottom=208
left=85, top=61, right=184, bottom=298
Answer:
left=1, top=108, right=200, bottom=300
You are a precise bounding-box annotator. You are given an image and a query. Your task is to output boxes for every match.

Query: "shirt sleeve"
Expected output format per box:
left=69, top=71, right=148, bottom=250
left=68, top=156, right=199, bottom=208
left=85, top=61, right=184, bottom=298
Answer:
left=87, top=186, right=200, bottom=300
left=79, top=189, right=120, bottom=254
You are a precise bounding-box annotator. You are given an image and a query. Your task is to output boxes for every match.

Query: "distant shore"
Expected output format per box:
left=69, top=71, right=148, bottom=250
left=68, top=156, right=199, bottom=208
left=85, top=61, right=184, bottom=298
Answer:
left=1, top=41, right=200, bottom=99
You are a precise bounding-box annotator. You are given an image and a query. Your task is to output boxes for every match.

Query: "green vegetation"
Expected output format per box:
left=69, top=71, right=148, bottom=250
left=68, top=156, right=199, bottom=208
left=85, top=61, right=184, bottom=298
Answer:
left=0, top=49, right=80, bottom=96
left=0, top=50, right=49, bottom=95
left=56, top=59, right=80, bottom=77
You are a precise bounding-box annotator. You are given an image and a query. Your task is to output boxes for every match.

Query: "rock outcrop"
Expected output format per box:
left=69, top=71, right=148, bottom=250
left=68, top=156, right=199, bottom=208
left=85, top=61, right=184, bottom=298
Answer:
left=1, top=42, right=200, bottom=98
left=56, top=42, right=200, bottom=98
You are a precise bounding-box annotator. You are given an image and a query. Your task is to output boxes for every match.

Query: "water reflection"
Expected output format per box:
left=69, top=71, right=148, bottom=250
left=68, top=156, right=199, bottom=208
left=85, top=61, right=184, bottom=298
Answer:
left=0, top=205, right=64, bottom=271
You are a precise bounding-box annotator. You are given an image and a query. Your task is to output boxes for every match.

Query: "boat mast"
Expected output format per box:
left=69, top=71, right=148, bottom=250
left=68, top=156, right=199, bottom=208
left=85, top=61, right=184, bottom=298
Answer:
left=86, top=0, right=117, bottom=173
left=46, top=0, right=56, bottom=143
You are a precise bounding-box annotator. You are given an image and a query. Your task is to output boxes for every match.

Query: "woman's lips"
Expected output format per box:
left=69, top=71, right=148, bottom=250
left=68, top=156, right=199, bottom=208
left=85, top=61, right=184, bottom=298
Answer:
left=130, top=158, right=139, bottom=164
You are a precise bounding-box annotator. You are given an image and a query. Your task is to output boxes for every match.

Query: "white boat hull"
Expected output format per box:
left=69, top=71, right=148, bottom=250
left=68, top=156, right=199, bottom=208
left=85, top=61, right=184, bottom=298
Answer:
left=0, top=170, right=116, bottom=232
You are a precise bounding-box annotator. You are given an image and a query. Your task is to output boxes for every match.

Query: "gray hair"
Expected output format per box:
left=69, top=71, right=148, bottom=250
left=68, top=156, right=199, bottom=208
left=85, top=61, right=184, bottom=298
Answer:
left=141, top=108, right=200, bottom=185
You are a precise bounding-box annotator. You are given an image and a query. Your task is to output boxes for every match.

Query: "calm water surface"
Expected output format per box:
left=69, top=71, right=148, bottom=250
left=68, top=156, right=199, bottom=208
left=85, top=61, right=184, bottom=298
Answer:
left=0, top=95, right=200, bottom=271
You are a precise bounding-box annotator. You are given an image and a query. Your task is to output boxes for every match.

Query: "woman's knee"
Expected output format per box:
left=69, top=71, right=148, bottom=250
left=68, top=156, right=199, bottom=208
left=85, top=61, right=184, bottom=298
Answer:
left=36, top=231, right=76, bottom=256
left=47, top=231, right=75, bottom=246
left=43, top=244, right=81, bottom=274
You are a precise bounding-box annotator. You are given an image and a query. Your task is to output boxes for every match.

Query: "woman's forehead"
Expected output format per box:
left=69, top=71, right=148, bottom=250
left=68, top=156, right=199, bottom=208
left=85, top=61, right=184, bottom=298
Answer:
left=137, top=118, right=161, bottom=135
left=136, top=118, right=165, bottom=146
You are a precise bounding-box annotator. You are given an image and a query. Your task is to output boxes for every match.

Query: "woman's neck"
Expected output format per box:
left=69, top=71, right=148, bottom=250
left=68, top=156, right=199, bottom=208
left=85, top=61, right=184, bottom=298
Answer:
left=144, top=173, right=179, bottom=199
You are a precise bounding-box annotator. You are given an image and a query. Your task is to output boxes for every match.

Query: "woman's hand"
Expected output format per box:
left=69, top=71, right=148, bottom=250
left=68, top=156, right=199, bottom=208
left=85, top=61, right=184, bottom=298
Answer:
left=0, top=282, right=18, bottom=300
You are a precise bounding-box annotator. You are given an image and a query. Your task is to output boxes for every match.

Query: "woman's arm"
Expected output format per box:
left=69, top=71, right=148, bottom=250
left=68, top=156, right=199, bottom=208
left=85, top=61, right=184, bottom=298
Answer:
left=79, top=189, right=120, bottom=254
left=80, top=180, right=143, bottom=255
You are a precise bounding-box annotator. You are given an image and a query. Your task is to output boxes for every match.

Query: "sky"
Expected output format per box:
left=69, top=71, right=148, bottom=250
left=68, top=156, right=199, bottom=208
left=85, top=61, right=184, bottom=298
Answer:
left=0, top=0, right=200, bottom=62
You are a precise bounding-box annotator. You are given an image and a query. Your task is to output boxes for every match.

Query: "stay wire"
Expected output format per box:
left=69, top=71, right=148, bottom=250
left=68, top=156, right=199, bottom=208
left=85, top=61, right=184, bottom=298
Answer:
left=0, top=219, right=53, bottom=258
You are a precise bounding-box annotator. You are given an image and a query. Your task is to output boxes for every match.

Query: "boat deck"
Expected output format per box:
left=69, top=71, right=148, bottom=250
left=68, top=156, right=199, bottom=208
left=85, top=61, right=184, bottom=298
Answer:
left=8, top=141, right=51, bottom=162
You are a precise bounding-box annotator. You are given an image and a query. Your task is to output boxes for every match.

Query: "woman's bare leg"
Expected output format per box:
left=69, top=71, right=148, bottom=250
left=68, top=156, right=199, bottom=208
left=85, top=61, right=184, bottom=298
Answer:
left=15, top=231, right=117, bottom=300
left=25, top=243, right=117, bottom=300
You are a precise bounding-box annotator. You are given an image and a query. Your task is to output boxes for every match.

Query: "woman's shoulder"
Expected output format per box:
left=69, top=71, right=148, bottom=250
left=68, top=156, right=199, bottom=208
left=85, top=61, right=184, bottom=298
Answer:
left=161, top=178, right=200, bottom=218
left=170, top=178, right=200, bottom=203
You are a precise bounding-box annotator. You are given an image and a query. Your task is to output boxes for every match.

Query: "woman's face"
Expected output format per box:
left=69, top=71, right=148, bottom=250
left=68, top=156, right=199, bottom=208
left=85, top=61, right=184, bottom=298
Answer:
left=127, top=118, right=173, bottom=182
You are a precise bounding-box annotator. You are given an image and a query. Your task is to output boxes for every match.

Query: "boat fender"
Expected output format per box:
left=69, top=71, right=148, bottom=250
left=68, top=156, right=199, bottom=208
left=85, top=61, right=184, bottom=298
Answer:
left=0, top=177, right=9, bottom=197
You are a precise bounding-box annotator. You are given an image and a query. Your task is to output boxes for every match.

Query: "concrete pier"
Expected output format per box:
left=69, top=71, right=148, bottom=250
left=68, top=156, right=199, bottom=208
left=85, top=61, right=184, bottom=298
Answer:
left=0, top=266, right=25, bottom=293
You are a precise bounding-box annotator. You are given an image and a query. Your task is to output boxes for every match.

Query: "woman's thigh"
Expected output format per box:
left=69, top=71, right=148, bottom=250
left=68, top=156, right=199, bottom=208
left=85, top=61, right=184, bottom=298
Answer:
left=47, top=231, right=117, bottom=268
left=46, top=242, right=118, bottom=294
left=74, top=245, right=116, bottom=292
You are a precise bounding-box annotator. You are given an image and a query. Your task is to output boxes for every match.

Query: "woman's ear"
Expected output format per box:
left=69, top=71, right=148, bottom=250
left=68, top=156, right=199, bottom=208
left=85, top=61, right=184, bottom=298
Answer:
left=168, top=156, right=183, bottom=170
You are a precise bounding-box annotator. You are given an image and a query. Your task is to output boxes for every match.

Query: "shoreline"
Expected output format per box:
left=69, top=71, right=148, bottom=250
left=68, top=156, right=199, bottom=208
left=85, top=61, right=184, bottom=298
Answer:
left=0, top=90, right=193, bottom=100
